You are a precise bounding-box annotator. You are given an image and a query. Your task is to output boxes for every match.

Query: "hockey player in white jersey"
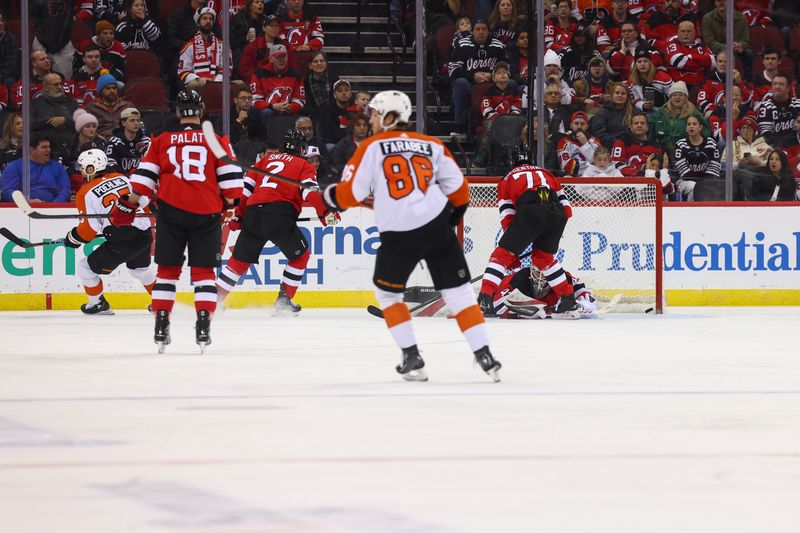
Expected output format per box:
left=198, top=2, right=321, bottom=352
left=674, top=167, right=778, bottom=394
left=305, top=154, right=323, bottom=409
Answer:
left=321, top=90, right=501, bottom=382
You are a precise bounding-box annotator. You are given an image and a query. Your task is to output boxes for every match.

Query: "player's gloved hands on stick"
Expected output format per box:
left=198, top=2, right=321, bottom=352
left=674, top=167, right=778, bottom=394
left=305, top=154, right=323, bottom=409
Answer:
left=322, top=184, right=342, bottom=212
left=449, top=203, right=468, bottom=227
left=110, top=195, right=137, bottom=226
left=63, top=227, right=83, bottom=248
left=319, top=210, right=341, bottom=227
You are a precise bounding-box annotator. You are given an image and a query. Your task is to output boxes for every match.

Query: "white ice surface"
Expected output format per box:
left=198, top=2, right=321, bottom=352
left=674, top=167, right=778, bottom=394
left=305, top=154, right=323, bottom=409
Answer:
left=1, top=306, right=799, bottom=533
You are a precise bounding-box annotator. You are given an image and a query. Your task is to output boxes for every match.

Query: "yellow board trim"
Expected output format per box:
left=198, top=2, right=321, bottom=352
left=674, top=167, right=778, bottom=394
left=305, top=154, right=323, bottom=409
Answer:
left=666, top=289, right=800, bottom=306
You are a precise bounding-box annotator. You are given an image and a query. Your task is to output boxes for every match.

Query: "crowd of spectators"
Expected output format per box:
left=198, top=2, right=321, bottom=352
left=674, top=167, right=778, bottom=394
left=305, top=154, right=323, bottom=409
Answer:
left=437, top=0, right=800, bottom=201
left=0, top=0, right=378, bottom=202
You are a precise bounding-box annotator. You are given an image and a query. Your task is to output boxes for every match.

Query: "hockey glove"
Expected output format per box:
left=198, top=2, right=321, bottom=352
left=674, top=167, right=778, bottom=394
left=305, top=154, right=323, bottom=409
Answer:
left=228, top=217, right=243, bottom=231
left=322, top=184, right=343, bottom=212
left=110, top=195, right=137, bottom=226
left=64, top=227, right=85, bottom=248
left=562, top=204, right=573, bottom=219
left=319, top=210, right=341, bottom=227
left=449, top=203, right=468, bottom=227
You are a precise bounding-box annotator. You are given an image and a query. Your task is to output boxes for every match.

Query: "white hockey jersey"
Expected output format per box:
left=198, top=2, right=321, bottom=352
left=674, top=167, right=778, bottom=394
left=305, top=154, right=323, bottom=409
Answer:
left=334, top=130, right=470, bottom=232
left=73, top=173, right=151, bottom=243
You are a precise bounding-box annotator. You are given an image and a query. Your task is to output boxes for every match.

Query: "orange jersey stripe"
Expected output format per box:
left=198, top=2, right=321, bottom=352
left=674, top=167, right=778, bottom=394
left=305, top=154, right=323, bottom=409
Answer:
left=383, top=301, right=412, bottom=329
left=455, top=305, right=485, bottom=332
left=84, top=280, right=104, bottom=296
left=447, top=179, right=470, bottom=208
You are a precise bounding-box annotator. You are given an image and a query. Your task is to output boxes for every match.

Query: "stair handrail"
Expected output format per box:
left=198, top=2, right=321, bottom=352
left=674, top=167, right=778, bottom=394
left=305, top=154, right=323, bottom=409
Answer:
left=450, top=134, right=471, bottom=176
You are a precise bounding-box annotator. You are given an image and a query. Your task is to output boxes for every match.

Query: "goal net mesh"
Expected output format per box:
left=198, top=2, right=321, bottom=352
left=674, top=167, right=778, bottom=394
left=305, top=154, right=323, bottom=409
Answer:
left=463, top=178, right=662, bottom=312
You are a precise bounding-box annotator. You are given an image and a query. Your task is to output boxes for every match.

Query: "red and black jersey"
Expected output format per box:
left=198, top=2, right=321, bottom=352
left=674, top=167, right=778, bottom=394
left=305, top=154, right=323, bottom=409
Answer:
left=544, top=18, right=579, bottom=51
left=130, top=124, right=242, bottom=214
left=250, top=63, right=305, bottom=113
left=0, top=83, right=7, bottom=112
left=242, top=151, right=326, bottom=216
left=611, top=133, right=663, bottom=176
left=696, top=72, right=753, bottom=118
left=663, top=36, right=716, bottom=86
left=497, top=164, right=571, bottom=229
left=70, top=68, right=103, bottom=105
left=480, top=85, right=522, bottom=122
left=642, top=8, right=697, bottom=46
left=595, top=15, right=631, bottom=54
left=76, top=37, right=126, bottom=79
left=277, top=8, right=324, bottom=52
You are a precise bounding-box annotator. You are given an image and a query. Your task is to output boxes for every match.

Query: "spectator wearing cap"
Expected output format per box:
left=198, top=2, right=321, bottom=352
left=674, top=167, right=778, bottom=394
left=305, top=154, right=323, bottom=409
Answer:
left=31, top=73, right=80, bottom=150
left=229, top=87, right=265, bottom=144
left=725, top=113, right=770, bottom=181
left=589, top=81, right=636, bottom=149
left=557, top=110, right=602, bottom=176
left=329, top=112, right=369, bottom=181
left=701, top=0, right=754, bottom=79
left=30, top=0, right=75, bottom=79
left=74, top=20, right=127, bottom=81
left=63, top=109, right=107, bottom=196
left=473, top=62, right=523, bottom=167
left=304, top=145, right=321, bottom=171
left=559, top=25, right=601, bottom=86
left=595, top=0, right=635, bottom=55
left=1, top=134, right=70, bottom=203
left=250, top=43, right=305, bottom=123
left=663, top=20, right=715, bottom=89
left=115, top=0, right=165, bottom=55
left=647, top=80, right=709, bottom=154
left=319, top=79, right=354, bottom=148
left=448, top=19, right=508, bottom=133
left=179, top=8, right=230, bottom=90
left=239, top=14, right=284, bottom=81
left=607, top=21, right=646, bottom=79
left=302, top=51, right=339, bottom=119
left=545, top=0, right=579, bottom=51
left=85, top=74, right=137, bottom=137
left=530, top=49, right=575, bottom=110
left=628, top=45, right=673, bottom=112
left=106, top=107, right=151, bottom=175
left=277, top=0, right=324, bottom=55
left=231, top=0, right=267, bottom=72
left=168, top=0, right=209, bottom=55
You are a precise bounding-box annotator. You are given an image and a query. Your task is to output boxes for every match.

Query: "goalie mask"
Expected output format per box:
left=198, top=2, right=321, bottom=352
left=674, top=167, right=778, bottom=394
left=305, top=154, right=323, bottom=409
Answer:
left=77, top=148, right=108, bottom=178
left=529, top=265, right=551, bottom=300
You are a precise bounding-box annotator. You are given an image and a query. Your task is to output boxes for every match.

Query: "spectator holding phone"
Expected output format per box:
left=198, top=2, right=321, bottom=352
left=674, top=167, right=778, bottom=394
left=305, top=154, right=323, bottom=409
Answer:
left=628, top=45, right=672, bottom=113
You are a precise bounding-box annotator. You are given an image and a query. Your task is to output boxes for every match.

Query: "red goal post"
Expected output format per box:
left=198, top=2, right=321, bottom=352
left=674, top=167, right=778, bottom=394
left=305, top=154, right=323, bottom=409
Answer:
left=461, top=176, right=664, bottom=313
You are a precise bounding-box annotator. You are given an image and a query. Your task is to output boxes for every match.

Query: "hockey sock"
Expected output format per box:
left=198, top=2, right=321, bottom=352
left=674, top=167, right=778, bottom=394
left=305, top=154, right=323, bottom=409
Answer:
left=191, top=267, right=217, bottom=316
left=480, top=246, right=517, bottom=296
left=152, top=265, right=181, bottom=314
left=128, top=266, right=156, bottom=293
left=280, top=249, right=310, bottom=299
left=216, top=257, right=250, bottom=300
left=532, top=250, right=573, bottom=296
left=77, top=257, right=103, bottom=305
left=441, top=284, right=490, bottom=352
left=376, top=288, right=417, bottom=349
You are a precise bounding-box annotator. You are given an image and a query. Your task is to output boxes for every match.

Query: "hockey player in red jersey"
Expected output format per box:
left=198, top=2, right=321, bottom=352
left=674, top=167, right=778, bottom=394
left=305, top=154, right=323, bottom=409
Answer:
left=125, top=90, right=243, bottom=353
left=491, top=265, right=597, bottom=319
left=215, top=129, right=339, bottom=314
left=478, top=145, right=581, bottom=319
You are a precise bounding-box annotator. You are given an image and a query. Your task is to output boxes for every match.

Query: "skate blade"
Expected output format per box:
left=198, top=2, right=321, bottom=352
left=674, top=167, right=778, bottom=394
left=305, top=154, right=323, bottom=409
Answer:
left=552, top=311, right=581, bottom=320
left=272, top=308, right=299, bottom=317
left=400, top=369, right=428, bottom=382
left=157, top=342, right=167, bottom=354
left=197, top=341, right=209, bottom=354
left=485, top=366, right=501, bottom=383
left=98, top=309, right=115, bottom=315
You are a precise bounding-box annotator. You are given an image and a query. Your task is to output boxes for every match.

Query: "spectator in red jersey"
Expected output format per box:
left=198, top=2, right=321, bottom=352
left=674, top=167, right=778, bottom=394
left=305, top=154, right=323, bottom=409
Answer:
left=318, top=78, right=353, bottom=148
left=239, top=14, right=282, bottom=82
left=72, top=44, right=123, bottom=106
left=0, top=9, right=21, bottom=88
left=545, top=0, right=579, bottom=51
left=596, top=0, right=635, bottom=55
left=642, top=0, right=697, bottom=47
left=473, top=62, right=523, bottom=167
left=278, top=0, right=324, bottom=70
left=611, top=112, right=664, bottom=176
left=250, top=43, right=305, bottom=121
left=628, top=45, right=673, bottom=112
left=231, top=0, right=266, bottom=71
left=574, top=56, right=612, bottom=117
left=489, top=0, right=518, bottom=44
left=179, top=8, right=230, bottom=90
left=607, top=21, right=647, bottom=79
left=701, top=0, right=754, bottom=79
left=30, top=0, right=75, bottom=79
left=74, top=21, right=127, bottom=82
left=85, top=74, right=137, bottom=138
left=735, top=0, right=773, bottom=27
left=590, top=81, right=635, bottom=149
left=12, top=49, right=60, bottom=108
left=696, top=51, right=752, bottom=121
left=664, top=21, right=715, bottom=88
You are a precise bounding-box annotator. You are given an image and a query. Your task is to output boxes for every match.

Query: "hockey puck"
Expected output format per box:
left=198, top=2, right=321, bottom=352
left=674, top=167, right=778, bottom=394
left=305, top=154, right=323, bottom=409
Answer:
left=645, top=307, right=654, bottom=314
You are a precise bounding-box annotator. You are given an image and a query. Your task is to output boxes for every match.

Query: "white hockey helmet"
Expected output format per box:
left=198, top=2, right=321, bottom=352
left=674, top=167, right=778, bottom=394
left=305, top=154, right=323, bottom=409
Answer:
left=366, top=90, right=412, bottom=131
left=529, top=264, right=551, bottom=300
left=77, top=148, right=108, bottom=176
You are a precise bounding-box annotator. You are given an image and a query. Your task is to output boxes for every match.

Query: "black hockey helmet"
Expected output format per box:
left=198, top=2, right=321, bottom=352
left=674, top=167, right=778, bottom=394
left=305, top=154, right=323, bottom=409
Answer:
left=511, top=144, right=531, bottom=166
left=281, top=129, right=308, bottom=156
left=176, top=89, right=204, bottom=117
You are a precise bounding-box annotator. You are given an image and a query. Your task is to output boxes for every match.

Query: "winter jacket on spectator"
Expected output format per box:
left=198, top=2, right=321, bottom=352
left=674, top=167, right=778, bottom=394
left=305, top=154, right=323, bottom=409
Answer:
left=85, top=97, right=136, bottom=138
left=75, top=37, right=127, bottom=80
left=448, top=34, right=508, bottom=83
left=277, top=6, right=324, bottom=52
left=723, top=134, right=771, bottom=169
left=611, top=133, right=663, bottom=176
left=663, top=36, right=716, bottom=86
left=557, top=132, right=602, bottom=175
left=0, top=141, right=22, bottom=174
left=116, top=15, right=165, bottom=52
left=0, top=27, right=21, bottom=85
left=250, top=63, right=305, bottom=113
left=106, top=127, right=151, bottom=174
left=701, top=7, right=749, bottom=55
left=303, top=70, right=339, bottom=118
left=329, top=134, right=361, bottom=177
left=647, top=102, right=709, bottom=154
left=480, top=85, right=522, bottom=123
left=581, top=161, right=624, bottom=178
left=30, top=0, right=73, bottom=55
left=230, top=10, right=263, bottom=58
left=757, top=97, right=800, bottom=149
left=0, top=158, right=71, bottom=203
left=229, top=105, right=266, bottom=144
left=31, top=92, right=80, bottom=148
left=673, top=136, right=721, bottom=180
left=589, top=103, right=632, bottom=149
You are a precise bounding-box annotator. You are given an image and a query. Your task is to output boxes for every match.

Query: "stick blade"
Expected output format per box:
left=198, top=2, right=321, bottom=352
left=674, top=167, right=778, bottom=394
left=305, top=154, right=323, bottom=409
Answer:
left=202, top=120, right=227, bottom=159
left=366, top=305, right=384, bottom=319
left=11, top=191, right=34, bottom=215
left=0, top=227, right=29, bottom=247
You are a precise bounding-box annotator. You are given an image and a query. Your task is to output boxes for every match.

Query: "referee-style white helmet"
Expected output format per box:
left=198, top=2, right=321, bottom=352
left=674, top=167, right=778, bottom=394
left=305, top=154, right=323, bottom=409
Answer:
left=366, top=90, right=412, bottom=131
left=77, top=148, right=108, bottom=176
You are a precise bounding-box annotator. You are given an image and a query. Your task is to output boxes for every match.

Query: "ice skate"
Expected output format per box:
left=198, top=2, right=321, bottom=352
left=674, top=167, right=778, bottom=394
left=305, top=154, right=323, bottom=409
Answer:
left=80, top=295, right=114, bottom=315
left=474, top=346, right=501, bottom=382
left=274, top=286, right=301, bottom=316
left=195, top=310, right=211, bottom=354
left=396, top=345, right=428, bottom=382
left=553, top=294, right=580, bottom=320
left=154, top=310, right=171, bottom=354
left=477, top=293, right=495, bottom=317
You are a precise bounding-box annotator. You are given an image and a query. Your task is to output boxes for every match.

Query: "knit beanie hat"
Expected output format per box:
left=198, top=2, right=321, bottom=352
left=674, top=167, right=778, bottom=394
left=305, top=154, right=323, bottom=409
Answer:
left=543, top=49, right=561, bottom=69
left=96, top=20, right=115, bottom=35
left=96, top=74, right=118, bottom=94
left=668, top=81, right=689, bottom=96
left=73, top=109, right=98, bottom=133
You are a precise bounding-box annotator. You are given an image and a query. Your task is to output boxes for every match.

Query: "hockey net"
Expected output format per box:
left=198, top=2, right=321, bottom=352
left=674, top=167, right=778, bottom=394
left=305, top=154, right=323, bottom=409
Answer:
left=461, top=177, right=663, bottom=313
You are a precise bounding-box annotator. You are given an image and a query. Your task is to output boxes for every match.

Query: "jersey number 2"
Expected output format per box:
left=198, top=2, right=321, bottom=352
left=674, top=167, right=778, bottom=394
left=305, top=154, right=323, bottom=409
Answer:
left=167, top=145, right=208, bottom=182
left=384, top=154, right=432, bottom=200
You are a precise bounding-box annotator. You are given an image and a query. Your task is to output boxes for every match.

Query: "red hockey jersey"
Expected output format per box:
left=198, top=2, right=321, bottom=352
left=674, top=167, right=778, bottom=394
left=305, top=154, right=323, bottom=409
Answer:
left=611, top=135, right=663, bottom=176
left=130, top=125, right=242, bottom=214
left=663, top=37, right=716, bottom=86
left=480, top=85, right=522, bottom=123
left=249, top=64, right=305, bottom=113
left=497, top=164, right=572, bottom=229
left=242, top=151, right=326, bottom=216
left=544, top=18, right=579, bottom=51
left=277, top=9, right=324, bottom=52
